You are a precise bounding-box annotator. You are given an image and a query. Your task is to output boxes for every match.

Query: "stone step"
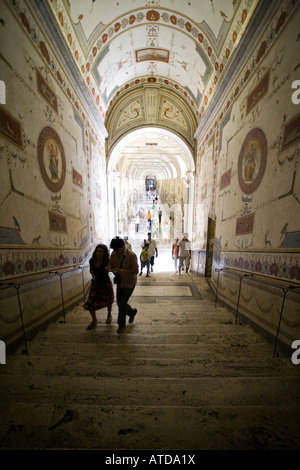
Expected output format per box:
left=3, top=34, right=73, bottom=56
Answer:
left=62, top=307, right=246, bottom=325
left=0, top=356, right=296, bottom=378
left=12, top=337, right=274, bottom=359
left=65, top=314, right=237, bottom=326
left=1, top=375, right=299, bottom=407
left=19, top=322, right=273, bottom=356
left=1, top=403, right=299, bottom=450
left=36, top=323, right=260, bottom=339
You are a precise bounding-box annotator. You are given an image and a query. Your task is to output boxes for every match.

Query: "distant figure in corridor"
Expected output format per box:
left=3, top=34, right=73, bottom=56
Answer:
left=124, top=235, right=132, bottom=250
left=139, top=242, right=150, bottom=277
left=158, top=207, right=162, bottom=224
left=83, top=244, right=114, bottom=330
left=172, top=237, right=180, bottom=273
left=135, top=214, right=140, bottom=232
left=142, top=232, right=158, bottom=273
left=177, top=233, right=191, bottom=276
left=147, top=210, right=152, bottom=229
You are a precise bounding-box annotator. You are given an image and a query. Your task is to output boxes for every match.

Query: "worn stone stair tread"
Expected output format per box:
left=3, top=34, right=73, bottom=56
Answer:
left=66, top=309, right=237, bottom=321
left=0, top=403, right=299, bottom=450
left=0, top=355, right=296, bottom=377
left=37, top=323, right=255, bottom=336
left=15, top=322, right=270, bottom=340
left=33, top=332, right=268, bottom=347
left=1, top=375, right=299, bottom=407
left=10, top=341, right=274, bottom=359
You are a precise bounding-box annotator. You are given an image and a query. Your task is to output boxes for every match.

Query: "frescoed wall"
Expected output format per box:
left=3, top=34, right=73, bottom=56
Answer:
left=0, top=2, right=108, bottom=345
left=193, top=4, right=300, bottom=346
left=0, top=2, right=107, bottom=273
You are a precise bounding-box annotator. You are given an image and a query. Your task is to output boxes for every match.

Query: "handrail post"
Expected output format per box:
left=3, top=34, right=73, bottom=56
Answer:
left=235, top=274, right=253, bottom=324
left=215, top=268, right=221, bottom=307
left=54, top=272, right=66, bottom=324
left=13, top=283, right=28, bottom=356
left=273, top=287, right=289, bottom=358
left=79, top=266, right=86, bottom=302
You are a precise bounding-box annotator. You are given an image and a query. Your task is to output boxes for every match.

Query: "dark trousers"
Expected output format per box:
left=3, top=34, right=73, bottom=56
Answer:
left=116, top=285, right=136, bottom=327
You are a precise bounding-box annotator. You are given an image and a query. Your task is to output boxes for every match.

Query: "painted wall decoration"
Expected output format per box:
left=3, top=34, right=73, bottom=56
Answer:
left=37, top=127, right=66, bottom=192
left=36, top=70, right=58, bottom=113
left=220, top=169, right=231, bottom=190
left=0, top=227, right=25, bottom=245
left=246, top=70, right=269, bottom=114
left=116, top=98, right=144, bottom=130
left=0, top=106, right=23, bottom=148
left=236, top=213, right=255, bottom=235
left=280, top=230, right=300, bottom=248
left=135, top=48, right=169, bottom=63
left=96, top=183, right=101, bottom=200
left=281, top=113, right=300, bottom=151
left=238, top=127, right=267, bottom=194
left=72, top=168, right=83, bottom=187
left=48, top=211, right=67, bottom=233
left=201, top=183, right=207, bottom=201
left=160, top=98, right=188, bottom=130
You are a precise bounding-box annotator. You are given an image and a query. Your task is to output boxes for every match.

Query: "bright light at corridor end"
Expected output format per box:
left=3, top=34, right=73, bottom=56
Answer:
left=107, top=127, right=195, bottom=178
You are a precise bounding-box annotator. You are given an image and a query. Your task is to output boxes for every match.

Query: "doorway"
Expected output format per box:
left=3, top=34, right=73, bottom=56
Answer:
left=145, top=176, right=157, bottom=191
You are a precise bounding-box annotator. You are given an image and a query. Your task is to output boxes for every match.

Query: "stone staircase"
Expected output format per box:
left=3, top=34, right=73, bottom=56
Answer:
left=0, top=274, right=299, bottom=450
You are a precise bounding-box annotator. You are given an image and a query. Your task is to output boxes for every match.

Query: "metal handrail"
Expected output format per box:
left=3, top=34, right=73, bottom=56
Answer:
left=214, top=267, right=300, bottom=357
left=0, top=264, right=90, bottom=355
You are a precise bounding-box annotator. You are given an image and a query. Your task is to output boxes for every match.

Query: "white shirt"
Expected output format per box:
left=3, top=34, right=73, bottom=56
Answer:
left=147, top=239, right=157, bottom=257
left=177, top=239, right=191, bottom=257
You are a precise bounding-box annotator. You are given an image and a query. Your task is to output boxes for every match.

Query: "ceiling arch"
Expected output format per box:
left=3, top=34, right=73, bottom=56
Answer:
left=107, top=127, right=195, bottom=181
left=105, top=80, right=198, bottom=155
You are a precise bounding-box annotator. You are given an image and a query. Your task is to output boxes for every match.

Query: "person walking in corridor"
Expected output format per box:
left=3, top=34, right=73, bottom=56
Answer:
left=83, top=244, right=114, bottom=330
left=139, top=242, right=150, bottom=277
left=172, top=238, right=180, bottom=273
left=142, top=232, right=158, bottom=273
left=147, top=210, right=152, bottom=230
left=135, top=214, right=140, bottom=232
left=107, top=237, right=139, bottom=333
left=124, top=235, right=132, bottom=250
left=177, top=233, right=191, bottom=276
left=158, top=207, right=162, bottom=224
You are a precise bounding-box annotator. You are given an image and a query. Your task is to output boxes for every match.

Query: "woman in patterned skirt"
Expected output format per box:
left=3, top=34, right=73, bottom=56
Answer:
left=83, top=244, right=114, bottom=330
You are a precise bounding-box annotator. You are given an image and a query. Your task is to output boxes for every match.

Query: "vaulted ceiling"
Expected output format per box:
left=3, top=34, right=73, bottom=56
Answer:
left=31, top=0, right=271, bottom=180
left=56, top=0, right=257, bottom=116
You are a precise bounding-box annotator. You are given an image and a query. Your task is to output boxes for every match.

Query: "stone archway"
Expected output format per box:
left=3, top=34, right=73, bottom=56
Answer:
left=106, top=127, right=195, bottom=242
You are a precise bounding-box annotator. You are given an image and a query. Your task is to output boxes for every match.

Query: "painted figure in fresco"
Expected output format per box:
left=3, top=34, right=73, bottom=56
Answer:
left=48, top=142, right=59, bottom=180
left=244, top=142, right=257, bottom=181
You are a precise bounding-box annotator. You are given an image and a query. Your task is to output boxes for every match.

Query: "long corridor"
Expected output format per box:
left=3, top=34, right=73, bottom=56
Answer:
left=0, top=268, right=299, bottom=450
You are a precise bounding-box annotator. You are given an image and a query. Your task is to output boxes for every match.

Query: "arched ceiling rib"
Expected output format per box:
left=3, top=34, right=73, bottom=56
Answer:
left=105, top=82, right=198, bottom=156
